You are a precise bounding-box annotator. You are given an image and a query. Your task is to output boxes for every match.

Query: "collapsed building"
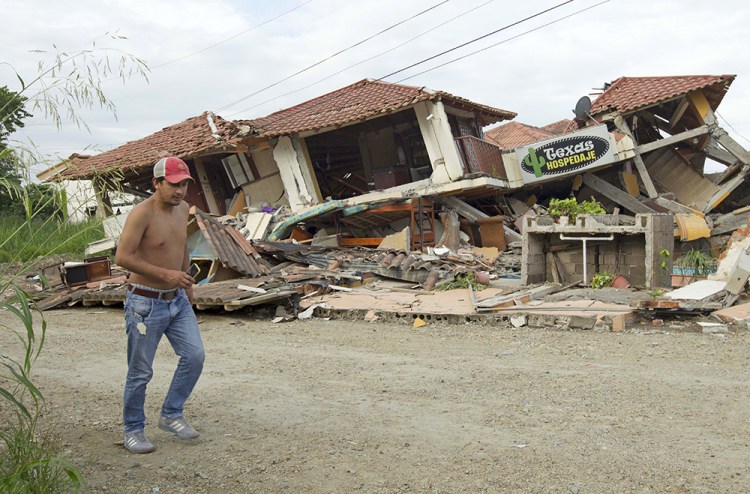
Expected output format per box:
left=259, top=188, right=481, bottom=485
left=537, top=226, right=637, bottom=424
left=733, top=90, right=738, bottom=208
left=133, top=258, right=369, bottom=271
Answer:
left=33, top=74, right=750, bottom=328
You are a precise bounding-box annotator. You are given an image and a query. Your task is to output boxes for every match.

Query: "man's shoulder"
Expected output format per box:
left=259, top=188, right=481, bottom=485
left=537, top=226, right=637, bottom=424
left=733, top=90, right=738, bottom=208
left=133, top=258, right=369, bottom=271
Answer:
left=130, top=198, right=155, bottom=217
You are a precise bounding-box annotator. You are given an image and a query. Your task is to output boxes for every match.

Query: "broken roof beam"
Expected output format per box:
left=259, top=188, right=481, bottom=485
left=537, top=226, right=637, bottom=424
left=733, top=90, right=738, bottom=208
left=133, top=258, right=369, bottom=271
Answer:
left=634, top=125, right=710, bottom=155
left=688, top=90, right=750, bottom=164
left=613, top=115, right=658, bottom=198
left=581, top=172, right=655, bottom=214
left=705, top=138, right=741, bottom=168
left=711, top=128, right=750, bottom=165
left=701, top=168, right=749, bottom=214
left=440, top=196, right=522, bottom=244
left=668, top=97, right=690, bottom=129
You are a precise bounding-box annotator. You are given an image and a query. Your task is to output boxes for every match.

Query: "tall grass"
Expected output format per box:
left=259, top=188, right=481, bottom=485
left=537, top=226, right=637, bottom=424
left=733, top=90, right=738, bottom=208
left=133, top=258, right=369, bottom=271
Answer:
left=1, top=32, right=149, bottom=492
left=0, top=286, right=84, bottom=492
left=0, top=213, right=104, bottom=263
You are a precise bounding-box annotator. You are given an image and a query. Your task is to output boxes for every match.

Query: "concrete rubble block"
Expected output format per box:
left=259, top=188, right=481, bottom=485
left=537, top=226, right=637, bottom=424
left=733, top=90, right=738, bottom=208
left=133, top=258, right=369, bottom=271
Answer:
left=607, top=314, right=628, bottom=332
left=666, top=280, right=727, bottom=301
left=510, top=314, right=527, bottom=328
left=526, top=314, right=551, bottom=328
left=712, top=302, right=750, bottom=322
left=697, top=322, right=728, bottom=333
left=568, top=315, right=597, bottom=330
left=724, top=248, right=750, bottom=294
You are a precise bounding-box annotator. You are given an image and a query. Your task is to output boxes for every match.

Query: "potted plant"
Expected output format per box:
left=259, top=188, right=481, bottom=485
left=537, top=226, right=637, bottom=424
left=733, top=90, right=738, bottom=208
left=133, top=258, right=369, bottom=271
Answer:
left=547, top=197, right=579, bottom=224
left=546, top=196, right=605, bottom=224
left=673, top=248, right=717, bottom=286
left=591, top=271, right=614, bottom=289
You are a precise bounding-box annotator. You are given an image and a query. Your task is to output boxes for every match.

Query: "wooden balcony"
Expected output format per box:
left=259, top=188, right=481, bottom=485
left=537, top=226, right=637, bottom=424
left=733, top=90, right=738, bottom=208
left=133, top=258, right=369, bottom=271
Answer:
left=454, top=136, right=507, bottom=180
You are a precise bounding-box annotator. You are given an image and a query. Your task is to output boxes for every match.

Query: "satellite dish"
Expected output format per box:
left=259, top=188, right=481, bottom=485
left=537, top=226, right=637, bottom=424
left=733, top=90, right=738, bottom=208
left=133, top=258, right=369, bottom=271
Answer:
left=573, top=96, right=592, bottom=121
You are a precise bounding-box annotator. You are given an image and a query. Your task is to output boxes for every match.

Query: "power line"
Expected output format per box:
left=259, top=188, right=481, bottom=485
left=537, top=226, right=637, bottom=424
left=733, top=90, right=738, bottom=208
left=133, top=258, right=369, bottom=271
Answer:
left=395, top=1, right=610, bottom=83
left=378, top=0, right=573, bottom=81
left=227, top=0, right=496, bottom=117
left=214, top=0, right=451, bottom=113
left=229, top=2, right=590, bottom=131
left=151, top=0, right=314, bottom=70
left=716, top=110, right=750, bottom=145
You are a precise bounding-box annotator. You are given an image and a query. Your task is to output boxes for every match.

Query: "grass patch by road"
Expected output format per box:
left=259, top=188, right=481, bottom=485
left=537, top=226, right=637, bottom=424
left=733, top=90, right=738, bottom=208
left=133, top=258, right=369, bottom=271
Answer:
left=0, top=214, right=104, bottom=263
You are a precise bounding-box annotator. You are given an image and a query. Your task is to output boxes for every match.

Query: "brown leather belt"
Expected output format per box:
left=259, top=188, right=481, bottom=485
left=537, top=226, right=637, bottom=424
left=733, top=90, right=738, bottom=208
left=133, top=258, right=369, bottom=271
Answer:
left=127, top=284, right=177, bottom=300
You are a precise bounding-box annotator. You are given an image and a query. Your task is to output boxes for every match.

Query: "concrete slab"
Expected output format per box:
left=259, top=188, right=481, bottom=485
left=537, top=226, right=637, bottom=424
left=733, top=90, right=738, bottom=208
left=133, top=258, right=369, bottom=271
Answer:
left=665, top=280, right=727, bottom=300
left=713, top=302, right=750, bottom=322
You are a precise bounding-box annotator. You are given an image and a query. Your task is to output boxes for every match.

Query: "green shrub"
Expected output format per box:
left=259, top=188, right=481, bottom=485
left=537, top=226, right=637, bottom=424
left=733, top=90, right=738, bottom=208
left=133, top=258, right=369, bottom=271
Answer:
left=591, top=271, right=613, bottom=289
left=546, top=196, right=605, bottom=222
left=675, top=248, right=717, bottom=277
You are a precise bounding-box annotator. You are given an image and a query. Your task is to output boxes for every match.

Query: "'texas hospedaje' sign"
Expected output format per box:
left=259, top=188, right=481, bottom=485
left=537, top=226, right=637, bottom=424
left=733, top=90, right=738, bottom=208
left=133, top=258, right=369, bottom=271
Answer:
left=514, top=124, right=617, bottom=184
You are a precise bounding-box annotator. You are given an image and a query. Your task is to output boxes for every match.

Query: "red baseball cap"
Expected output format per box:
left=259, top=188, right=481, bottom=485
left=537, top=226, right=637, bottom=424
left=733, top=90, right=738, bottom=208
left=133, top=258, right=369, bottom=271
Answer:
left=153, top=157, right=194, bottom=183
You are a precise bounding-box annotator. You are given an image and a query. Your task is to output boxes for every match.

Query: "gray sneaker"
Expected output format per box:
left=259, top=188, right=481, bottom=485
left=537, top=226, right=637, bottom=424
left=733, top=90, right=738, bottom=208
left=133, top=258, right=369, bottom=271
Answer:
left=158, top=415, right=200, bottom=440
left=123, top=431, right=155, bottom=454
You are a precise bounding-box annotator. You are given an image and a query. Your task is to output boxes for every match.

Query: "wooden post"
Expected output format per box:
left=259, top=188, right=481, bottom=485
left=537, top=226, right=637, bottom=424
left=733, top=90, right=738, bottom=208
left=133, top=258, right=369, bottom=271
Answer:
left=613, top=115, right=658, bottom=198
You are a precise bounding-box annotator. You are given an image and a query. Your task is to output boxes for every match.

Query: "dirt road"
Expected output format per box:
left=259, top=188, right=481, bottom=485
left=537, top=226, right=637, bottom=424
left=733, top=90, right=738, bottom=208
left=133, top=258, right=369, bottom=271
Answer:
left=3, top=307, right=749, bottom=493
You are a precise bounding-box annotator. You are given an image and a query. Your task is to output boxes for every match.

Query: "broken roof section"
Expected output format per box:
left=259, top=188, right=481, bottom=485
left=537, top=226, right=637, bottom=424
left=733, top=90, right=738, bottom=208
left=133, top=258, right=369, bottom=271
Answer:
left=588, top=74, right=734, bottom=121
left=241, top=78, right=517, bottom=137
left=38, top=112, right=249, bottom=182
left=485, top=120, right=571, bottom=150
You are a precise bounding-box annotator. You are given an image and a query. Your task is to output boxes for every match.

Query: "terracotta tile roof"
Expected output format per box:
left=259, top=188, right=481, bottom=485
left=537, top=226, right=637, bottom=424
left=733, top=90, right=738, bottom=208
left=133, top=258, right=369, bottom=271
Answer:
left=540, top=119, right=573, bottom=134
left=485, top=121, right=558, bottom=150
left=51, top=112, right=246, bottom=180
left=590, top=74, right=735, bottom=116
left=241, top=79, right=516, bottom=137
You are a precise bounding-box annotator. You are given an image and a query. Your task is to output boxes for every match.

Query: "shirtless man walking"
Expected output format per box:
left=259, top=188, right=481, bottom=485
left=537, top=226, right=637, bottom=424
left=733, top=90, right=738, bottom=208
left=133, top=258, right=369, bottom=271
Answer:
left=115, top=156, right=204, bottom=454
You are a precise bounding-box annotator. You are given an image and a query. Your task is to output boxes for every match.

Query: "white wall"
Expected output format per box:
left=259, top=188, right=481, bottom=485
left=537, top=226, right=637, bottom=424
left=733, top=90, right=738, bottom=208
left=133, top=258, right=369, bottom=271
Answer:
left=62, top=180, right=98, bottom=223
left=62, top=180, right=136, bottom=223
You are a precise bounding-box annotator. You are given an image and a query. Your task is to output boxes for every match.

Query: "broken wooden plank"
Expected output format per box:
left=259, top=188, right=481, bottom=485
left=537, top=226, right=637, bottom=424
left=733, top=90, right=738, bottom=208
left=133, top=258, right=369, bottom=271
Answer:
left=635, top=125, right=710, bottom=155
left=614, top=115, right=658, bottom=198
left=237, top=284, right=267, bottom=294
left=582, top=172, right=655, bottom=214
left=339, top=237, right=384, bottom=247
left=441, top=196, right=522, bottom=243
left=223, top=290, right=297, bottom=310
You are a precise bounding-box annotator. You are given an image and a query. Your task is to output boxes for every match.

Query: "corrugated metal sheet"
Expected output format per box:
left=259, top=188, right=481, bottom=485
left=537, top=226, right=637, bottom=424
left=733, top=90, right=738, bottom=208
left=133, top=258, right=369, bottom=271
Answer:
left=644, top=148, right=719, bottom=211
left=192, top=207, right=270, bottom=277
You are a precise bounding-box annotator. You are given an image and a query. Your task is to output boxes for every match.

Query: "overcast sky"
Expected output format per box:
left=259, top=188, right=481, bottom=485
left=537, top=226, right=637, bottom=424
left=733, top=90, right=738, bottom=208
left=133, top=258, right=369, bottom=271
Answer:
left=2, top=0, right=748, bottom=176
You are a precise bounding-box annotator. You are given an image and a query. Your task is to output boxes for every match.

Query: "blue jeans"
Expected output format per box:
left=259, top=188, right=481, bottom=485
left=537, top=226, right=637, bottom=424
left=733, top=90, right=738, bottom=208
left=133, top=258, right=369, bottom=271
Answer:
left=123, top=285, right=204, bottom=434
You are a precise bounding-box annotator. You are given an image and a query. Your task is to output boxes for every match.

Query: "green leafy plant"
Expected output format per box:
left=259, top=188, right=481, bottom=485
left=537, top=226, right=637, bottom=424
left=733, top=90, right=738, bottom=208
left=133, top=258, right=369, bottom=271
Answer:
left=435, top=271, right=486, bottom=291
left=591, top=271, right=614, bottom=289
left=546, top=196, right=605, bottom=223
left=580, top=197, right=606, bottom=215
left=659, top=248, right=671, bottom=270
left=546, top=197, right=578, bottom=220
left=649, top=288, right=665, bottom=299
left=0, top=286, right=85, bottom=492
left=675, top=248, right=717, bottom=277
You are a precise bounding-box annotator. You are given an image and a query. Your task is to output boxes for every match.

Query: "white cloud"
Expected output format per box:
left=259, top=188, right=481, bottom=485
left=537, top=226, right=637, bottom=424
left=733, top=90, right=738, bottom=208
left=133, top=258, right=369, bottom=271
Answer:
left=2, top=0, right=748, bottom=169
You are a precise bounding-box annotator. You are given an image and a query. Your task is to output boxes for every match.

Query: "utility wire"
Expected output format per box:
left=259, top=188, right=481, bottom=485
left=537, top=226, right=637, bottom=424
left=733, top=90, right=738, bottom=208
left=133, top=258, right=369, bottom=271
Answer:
left=229, top=2, right=588, bottom=132
left=395, top=1, right=609, bottom=83
left=227, top=0, right=495, bottom=117
left=716, top=110, right=750, bottom=145
left=151, top=0, right=314, bottom=70
left=214, top=0, right=451, bottom=113
left=378, top=0, right=573, bottom=81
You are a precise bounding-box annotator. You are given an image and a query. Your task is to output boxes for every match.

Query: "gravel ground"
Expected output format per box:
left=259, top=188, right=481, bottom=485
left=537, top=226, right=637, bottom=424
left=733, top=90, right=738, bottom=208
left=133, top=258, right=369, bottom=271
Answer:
left=2, top=306, right=749, bottom=493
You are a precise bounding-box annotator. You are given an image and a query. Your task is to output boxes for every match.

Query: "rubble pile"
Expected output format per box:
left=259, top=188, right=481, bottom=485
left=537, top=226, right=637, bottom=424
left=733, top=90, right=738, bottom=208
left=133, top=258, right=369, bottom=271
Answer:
left=24, top=72, right=750, bottom=330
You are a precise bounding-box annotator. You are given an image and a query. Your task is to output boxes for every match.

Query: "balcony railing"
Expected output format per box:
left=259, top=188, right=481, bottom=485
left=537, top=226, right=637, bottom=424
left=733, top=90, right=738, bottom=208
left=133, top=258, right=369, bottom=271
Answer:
left=454, top=135, right=507, bottom=180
